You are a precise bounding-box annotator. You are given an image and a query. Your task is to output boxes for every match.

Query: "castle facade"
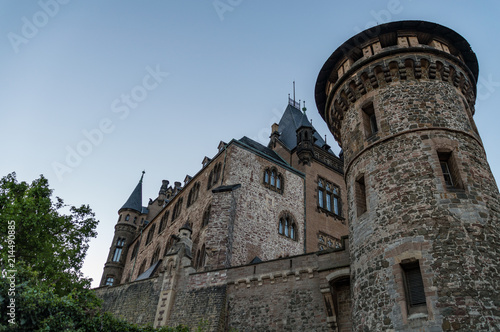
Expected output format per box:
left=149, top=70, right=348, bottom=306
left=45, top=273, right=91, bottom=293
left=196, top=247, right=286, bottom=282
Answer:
left=95, top=21, right=500, bottom=331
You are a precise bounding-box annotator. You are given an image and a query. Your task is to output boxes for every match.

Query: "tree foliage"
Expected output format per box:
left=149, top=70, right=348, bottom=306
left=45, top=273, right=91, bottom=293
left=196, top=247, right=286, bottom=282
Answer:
left=0, top=172, right=98, bottom=294
left=0, top=173, right=195, bottom=331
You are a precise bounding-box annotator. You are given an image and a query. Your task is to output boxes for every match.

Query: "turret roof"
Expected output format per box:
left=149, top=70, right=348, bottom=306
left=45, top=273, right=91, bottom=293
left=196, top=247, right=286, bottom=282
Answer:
left=120, top=172, right=144, bottom=213
left=276, top=104, right=333, bottom=154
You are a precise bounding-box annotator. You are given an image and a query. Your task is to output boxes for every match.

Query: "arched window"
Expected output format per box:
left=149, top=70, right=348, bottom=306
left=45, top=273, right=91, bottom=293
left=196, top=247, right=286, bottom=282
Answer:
left=187, top=182, right=200, bottom=207
left=118, top=214, right=122, bottom=222
left=125, top=214, right=130, bottom=221
left=195, top=244, right=207, bottom=270
left=207, top=163, right=222, bottom=190
left=164, top=236, right=176, bottom=256
left=263, top=167, right=284, bottom=194
left=137, top=260, right=146, bottom=276
left=145, top=224, right=156, bottom=245
left=130, top=241, right=140, bottom=261
left=172, top=198, right=183, bottom=221
left=202, top=204, right=211, bottom=228
left=158, top=211, right=169, bottom=234
left=278, top=214, right=297, bottom=241
left=133, top=216, right=137, bottom=224
left=151, top=246, right=161, bottom=266
left=112, top=238, right=125, bottom=262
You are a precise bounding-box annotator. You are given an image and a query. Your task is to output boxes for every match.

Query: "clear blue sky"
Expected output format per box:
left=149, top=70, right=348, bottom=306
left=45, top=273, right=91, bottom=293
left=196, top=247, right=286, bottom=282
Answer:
left=1, top=1, right=499, bottom=287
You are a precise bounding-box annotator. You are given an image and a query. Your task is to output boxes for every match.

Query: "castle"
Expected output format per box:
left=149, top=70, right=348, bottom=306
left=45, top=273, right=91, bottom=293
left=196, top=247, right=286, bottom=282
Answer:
left=95, top=21, right=500, bottom=331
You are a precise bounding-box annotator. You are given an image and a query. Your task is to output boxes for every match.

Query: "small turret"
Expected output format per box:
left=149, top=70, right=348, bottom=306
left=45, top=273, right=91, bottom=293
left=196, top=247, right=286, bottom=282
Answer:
left=296, top=107, right=315, bottom=165
left=100, top=172, right=146, bottom=287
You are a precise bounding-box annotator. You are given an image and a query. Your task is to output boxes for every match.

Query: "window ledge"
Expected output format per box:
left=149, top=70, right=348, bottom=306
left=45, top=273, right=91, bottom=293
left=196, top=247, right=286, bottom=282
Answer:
left=408, top=312, right=428, bottom=320
left=317, top=206, right=344, bottom=221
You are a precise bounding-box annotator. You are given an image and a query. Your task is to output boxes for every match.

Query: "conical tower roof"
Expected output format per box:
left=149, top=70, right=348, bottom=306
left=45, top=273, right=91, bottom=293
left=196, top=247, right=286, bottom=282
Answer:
left=120, top=171, right=144, bottom=212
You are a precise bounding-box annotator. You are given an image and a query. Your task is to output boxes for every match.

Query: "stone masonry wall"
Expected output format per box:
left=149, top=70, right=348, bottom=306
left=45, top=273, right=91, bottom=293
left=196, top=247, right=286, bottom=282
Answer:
left=226, top=246, right=350, bottom=332
left=94, top=276, right=162, bottom=326
left=224, top=145, right=305, bottom=263
left=341, top=78, right=500, bottom=331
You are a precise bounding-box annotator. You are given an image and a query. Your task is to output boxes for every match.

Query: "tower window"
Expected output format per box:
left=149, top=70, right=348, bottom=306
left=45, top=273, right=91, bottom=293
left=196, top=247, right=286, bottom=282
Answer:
left=118, top=214, right=122, bottom=222
left=105, top=276, right=114, bottom=286
left=112, top=238, right=125, bottom=262
left=401, top=261, right=427, bottom=314
left=362, top=102, right=378, bottom=138
left=356, top=175, right=367, bottom=217
left=318, top=178, right=341, bottom=216
left=438, top=151, right=462, bottom=189
left=125, top=214, right=130, bottom=221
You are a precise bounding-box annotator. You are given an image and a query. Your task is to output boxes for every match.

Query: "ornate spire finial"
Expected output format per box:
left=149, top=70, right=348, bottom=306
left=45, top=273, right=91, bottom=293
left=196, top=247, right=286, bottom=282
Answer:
left=302, top=100, right=307, bottom=114
left=140, top=170, right=145, bottom=183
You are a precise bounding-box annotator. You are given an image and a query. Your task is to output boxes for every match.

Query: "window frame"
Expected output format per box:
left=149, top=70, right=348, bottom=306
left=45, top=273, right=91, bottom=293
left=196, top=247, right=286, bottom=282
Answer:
left=317, top=177, right=342, bottom=218
left=401, top=260, right=427, bottom=315
left=278, top=214, right=297, bottom=241
left=263, top=167, right=284, bottom=194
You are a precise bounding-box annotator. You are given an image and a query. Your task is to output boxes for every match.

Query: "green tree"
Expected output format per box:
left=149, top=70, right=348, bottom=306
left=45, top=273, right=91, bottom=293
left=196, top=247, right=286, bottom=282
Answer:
left=0, top=172, right=98, bottom=294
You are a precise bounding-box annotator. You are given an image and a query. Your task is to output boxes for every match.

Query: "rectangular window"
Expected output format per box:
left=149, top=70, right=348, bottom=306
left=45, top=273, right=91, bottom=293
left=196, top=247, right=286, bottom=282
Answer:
left=362, top=102, right=378, bottom=138
left=401, top=261, right=427, bottom=314
left=438, top=151, right=461, bottom=189
left=356, top=176, right=367, bottom=217
left=318, top=178, right=341, bottom=217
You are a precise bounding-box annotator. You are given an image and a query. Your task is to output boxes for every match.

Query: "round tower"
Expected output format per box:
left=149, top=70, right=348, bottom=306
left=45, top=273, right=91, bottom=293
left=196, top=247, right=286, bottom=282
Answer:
left=315, top=21, right=500, bottom=331
left=100, top=172, right=144, bottom=287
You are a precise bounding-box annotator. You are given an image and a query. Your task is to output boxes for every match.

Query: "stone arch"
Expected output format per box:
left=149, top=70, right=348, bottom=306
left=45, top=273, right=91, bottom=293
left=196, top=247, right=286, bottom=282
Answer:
left=404, top=58, right=415, bottom=80
left=326, top=267, right=350, bottom=283
left=388, top=61, right=400, bottom=81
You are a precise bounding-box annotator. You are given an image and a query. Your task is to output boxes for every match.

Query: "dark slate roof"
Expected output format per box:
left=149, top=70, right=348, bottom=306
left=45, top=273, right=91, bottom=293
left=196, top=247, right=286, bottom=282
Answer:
left=135, top=260, right=161, bottom=281
left=276, top=104, right=334, bottom=154
left=120, top=173, right=144, bottom=212
left=212, top=184, right=242, bottom=193
left=297, top=111, right=313, bottom=129
left=238, top=136, right=288, bottom=166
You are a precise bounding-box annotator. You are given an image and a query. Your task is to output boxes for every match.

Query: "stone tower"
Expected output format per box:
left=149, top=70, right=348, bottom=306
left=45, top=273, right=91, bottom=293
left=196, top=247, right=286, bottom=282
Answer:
left=100, top=172, right=144, bottom=287
left=315, top=21, right=500, bottom=331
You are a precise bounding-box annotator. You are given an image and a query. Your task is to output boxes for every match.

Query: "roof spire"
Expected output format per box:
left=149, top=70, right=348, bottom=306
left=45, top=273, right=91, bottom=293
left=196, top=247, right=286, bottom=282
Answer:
left=293, top=81, right=295, bottom=102
left=120, top=172, right=144, bottom=212
left=302, top=100, right=307, bottom=114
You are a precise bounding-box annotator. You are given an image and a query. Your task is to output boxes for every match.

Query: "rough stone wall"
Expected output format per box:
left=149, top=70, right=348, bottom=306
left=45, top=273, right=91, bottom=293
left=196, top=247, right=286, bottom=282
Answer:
left=226, top=247, right=350, bottom=332
left=340, top=76, right=500, bottom=330
left=94, top=276, right=162, bottom=326
left=167, top=271, right=228, bottom=331
left=224, top=145, right=305, bottom=263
